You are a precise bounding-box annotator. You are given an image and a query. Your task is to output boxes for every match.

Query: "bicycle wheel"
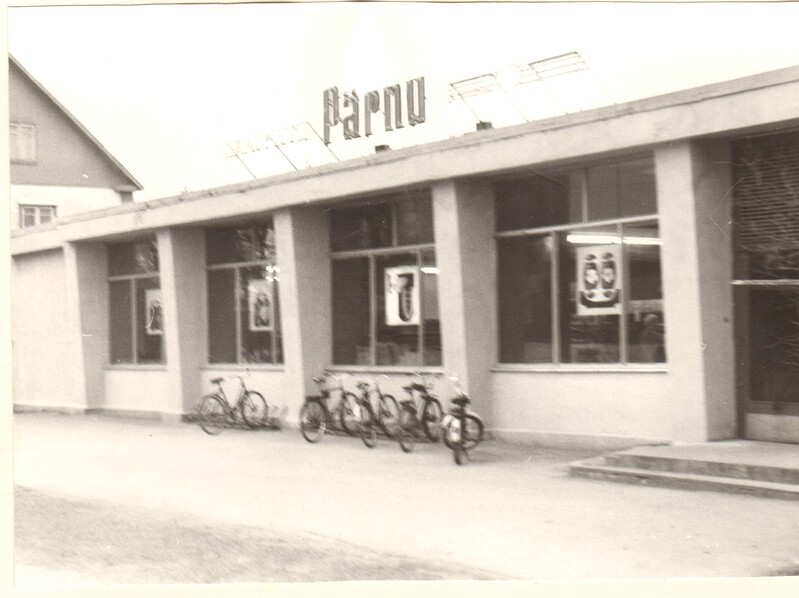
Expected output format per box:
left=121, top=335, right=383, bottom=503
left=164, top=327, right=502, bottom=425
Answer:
left=241, top=391, right=268, bottom=428
left=376, top=394, right=400, bottom=437
left=300, top=401, right=327, bottom=443
left=441, top=414, right=457, bottom=450
left=338, top=392, right=360, bottom=436
left=360, top=404, right=377, bottom=448
left=397, top=405, right=418, bottom=453
left=198, top=395, right=228, bottom=435
left=421, top=398, right=443, bottom=442
left=461, top=414, right=485, bottom=451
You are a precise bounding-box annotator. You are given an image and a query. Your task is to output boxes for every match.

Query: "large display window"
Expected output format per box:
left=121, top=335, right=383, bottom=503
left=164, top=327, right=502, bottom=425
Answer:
left=496, top=156, right=665, bottom=365
left=206, top=223, right=283, bottom=365
left=108, top=239, right=163, bottom=365
left=331, top=192, right=441, bottom=367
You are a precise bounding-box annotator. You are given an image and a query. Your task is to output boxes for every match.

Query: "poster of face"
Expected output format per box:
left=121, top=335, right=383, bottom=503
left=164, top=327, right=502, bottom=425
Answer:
left=248, top=279, right=273, bottom=331
left=576, top=244, right=621, bottom=316
left=385, top=266, right=420, bottom=326
left=145, top=288, right=163, bottom=336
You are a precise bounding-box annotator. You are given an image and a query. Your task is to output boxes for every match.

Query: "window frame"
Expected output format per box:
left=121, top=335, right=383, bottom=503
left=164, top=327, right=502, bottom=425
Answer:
left=107, top=240, right=164, bottom=366
left=10, top=123, right=36, bottom=164
left=205, top=223, right=283, bottom=366
left=19, top=204, right=56, bottom=228
left=329, top=194, right=440, bottom=369
left=494, top=157, right=664, bottom=369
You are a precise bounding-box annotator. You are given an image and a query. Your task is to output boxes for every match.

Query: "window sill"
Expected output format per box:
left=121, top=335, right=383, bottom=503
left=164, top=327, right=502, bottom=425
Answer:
left=327, top=365, right=446, bottom=376
left=491, top=363, right=669, bottom=374
left=202, top=364, right=285, bottom=372
left=104, top=364, right=168, bottom=371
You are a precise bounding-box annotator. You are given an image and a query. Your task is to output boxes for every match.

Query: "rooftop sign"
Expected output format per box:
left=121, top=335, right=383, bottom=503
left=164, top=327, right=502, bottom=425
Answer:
left=323, top=77, right=426, bottom=145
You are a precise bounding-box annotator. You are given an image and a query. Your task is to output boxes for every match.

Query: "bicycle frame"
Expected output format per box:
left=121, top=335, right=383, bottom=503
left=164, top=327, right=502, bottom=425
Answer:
left=198, top=374, right=268, bottom=434
left=210, top=376, right=248, bottom=415
left=316, top=375, right=353, bottom=424
left=354, top=380, right=378, bottom=418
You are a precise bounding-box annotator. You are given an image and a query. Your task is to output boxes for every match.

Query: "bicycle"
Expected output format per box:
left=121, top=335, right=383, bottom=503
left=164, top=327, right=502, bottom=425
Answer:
left=397, top=373, right=444, bottom=453
left=440, top=376, right=485, bottom=465
left=353, top=376, right=400, bottom=438
left=299, top=372, right=360, bottom=443
left=196, top=375, right=268, bottom=435
left=353, top=381, right=379, bottom=448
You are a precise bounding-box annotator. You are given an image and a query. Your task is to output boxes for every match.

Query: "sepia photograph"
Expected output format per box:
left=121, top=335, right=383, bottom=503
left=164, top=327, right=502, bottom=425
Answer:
left=4, top=1, right=799, bottom=596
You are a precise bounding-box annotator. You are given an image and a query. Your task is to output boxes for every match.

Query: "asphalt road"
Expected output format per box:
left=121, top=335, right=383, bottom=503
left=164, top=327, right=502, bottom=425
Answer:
left=12, top=413, right=799, bottom=590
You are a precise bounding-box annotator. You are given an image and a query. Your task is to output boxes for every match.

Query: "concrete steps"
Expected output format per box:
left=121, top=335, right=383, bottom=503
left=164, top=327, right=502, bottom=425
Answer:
left=569, top=442, right=799, bottom=500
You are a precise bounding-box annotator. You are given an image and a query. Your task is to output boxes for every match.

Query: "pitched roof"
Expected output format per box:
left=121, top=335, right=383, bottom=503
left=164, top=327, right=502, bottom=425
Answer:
left=9, top=54, right=143, bottom=191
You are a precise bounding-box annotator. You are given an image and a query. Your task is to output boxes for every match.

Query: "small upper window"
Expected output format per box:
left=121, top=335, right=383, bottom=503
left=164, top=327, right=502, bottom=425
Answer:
left=330, top=190, right=433, bottom=251
left=10, top=123, right=36, bottom=163
left=495, top=156, right=657, bottom=232
left=19, top=205, right=56, bottom=229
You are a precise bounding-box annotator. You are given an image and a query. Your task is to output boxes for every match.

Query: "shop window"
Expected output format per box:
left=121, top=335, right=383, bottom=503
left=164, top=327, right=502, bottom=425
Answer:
left=10, top=123, right=36, bottom=163
left=331, top=193, right=440, bottom=367
left=496, top=157, right=657, bottom=230
left=587, top=158, right=658, bottom=221
left=108, top=239, right=163, bottom=365
left=19, top=205, right=56, bottom=229
left=206, top=223, right=283, bottom=365
left=496, top=156, right=665, bottom=365
left=497, top=235, right=553, bottom=363
left=495, top=175, right=574, bottom=231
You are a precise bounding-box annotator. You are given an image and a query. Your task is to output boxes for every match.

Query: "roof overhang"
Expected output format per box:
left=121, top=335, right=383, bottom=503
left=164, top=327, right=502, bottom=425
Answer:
left=11, top=64, right=799, bottom=256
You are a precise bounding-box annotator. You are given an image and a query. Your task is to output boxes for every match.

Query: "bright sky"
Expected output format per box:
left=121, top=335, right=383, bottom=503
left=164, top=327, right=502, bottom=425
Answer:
left=7, top=2, right=799, bottom=201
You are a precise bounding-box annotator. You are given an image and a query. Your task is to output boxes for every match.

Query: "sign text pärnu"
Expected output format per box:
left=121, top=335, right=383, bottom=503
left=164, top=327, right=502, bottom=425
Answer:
left=323, top=77, right=426, bottom=145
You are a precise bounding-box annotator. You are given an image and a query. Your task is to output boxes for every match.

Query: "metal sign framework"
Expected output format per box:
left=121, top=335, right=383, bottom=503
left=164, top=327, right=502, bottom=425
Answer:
left=448, top=51, right=615, bottom=123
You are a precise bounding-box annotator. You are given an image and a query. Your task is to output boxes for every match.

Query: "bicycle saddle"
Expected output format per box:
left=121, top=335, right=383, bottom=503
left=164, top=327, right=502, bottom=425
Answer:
left=403, top=383, right=426, bottom=392
left=210, top=377, right=224, bottom=384
left=451, top=396, right=470, bottom=407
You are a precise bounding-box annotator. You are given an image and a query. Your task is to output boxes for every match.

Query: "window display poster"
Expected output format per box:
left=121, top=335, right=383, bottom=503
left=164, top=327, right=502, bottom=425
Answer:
left=385, top=266, right=420, bottom=326
left=248, top=279, right=273, bottom=331
left=576, top=244, right=621, bottom=316
left=145, top=288, right=163, bottom=335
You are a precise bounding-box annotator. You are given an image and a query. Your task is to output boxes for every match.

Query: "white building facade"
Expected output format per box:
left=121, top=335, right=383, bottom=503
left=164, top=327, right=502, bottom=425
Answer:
left=11, top=66, right=799, bottom=447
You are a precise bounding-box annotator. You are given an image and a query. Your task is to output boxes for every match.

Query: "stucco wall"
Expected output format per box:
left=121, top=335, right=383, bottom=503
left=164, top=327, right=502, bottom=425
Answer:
left=490, top=371, right=672, bottom=448
left=12, top=249, right=79, bottom=409
left=104, top=369, right=172, bottom=415
left=433, top=180, right=497, bottom=423
left=656, top=140, right=736, bottom=442
left=158, top=229, right=207, bottom=415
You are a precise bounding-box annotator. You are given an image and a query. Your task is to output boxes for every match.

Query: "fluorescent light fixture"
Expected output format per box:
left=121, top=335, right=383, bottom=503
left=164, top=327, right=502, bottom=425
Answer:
left=421, top=266, right=440, bottom=275
left=566, top=233, right=622, bottom=245
left=566, top=234, right=662, bottom=246
left=624, top=236, right=662, bottom=246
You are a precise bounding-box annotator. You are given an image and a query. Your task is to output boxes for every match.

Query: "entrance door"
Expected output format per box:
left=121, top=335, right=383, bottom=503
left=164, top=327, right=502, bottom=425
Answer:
left=733, top=131, right=799, bottom=443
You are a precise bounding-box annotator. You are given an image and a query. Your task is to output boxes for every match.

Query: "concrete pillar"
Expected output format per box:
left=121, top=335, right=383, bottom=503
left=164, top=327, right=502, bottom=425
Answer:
left=274, top=207, right=331, bottom=411
left=157, top=229, right=207, bottom=417
left=433, top=179, right=497, bottom=424
left=656, top=140, right=736, bottom=442
left=63, top=242, right=108, bottom=410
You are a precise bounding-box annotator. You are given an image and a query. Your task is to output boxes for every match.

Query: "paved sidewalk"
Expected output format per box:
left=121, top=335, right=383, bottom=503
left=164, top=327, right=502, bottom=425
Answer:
left=12, top=413, right=799, bottom=583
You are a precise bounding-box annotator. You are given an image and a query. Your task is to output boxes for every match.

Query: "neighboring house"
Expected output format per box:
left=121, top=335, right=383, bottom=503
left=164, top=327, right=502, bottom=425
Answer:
left=8, top=54, right=142, bottom=230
